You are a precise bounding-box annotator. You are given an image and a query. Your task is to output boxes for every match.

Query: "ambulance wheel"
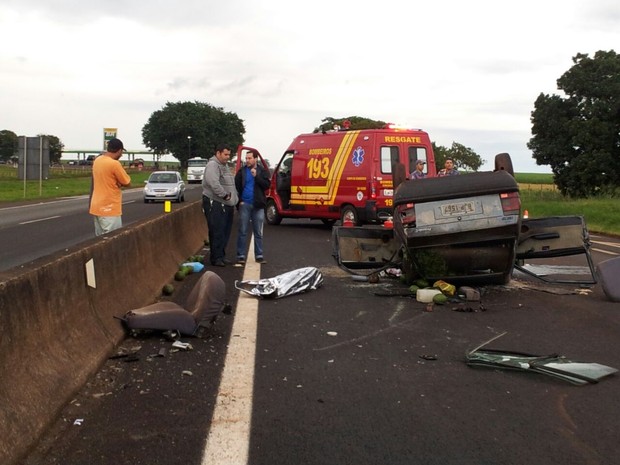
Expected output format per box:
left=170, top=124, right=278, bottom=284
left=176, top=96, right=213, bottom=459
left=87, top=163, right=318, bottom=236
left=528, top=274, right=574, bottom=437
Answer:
left=266, top=201, right=282, bottom=225
left=494, top=153, right=514, bottom=177
left=341, top=205, right=359, bottom=226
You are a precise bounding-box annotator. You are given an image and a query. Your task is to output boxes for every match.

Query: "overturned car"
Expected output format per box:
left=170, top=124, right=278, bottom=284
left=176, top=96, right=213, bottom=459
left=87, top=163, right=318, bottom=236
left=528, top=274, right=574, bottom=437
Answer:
left=333, top=154, right=596, bottom=286
left=393, top=169, right=521, bottom=284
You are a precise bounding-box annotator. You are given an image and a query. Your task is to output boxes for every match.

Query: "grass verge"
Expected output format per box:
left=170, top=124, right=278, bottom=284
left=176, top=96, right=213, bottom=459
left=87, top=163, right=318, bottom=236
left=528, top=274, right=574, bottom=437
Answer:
left=520, top=188, right=618, bottom=237
left=0, top=165, right=151, bottom=202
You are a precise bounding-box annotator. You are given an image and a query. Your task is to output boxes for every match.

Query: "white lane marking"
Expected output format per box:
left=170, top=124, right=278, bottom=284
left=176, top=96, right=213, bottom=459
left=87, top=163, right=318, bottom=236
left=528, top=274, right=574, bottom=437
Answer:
left=201, top=237, right=259, bottom=465
left=19, top=215, right=61, bottom=225
left=592, top=247, right=618, bottom=256
left=591, top=240, right=620, bottom=249
left=0, top=197, right=89, bottom=212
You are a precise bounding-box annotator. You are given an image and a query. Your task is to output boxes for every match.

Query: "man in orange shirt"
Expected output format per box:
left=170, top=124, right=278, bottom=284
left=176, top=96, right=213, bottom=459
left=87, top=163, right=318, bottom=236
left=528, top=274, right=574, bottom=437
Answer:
left=89, top=138, right=131, bottom=236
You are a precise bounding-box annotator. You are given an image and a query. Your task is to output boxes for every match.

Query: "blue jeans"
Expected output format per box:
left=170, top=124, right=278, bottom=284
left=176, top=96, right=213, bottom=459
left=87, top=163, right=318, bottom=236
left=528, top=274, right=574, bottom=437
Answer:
left=236, top=202, right=265, bottom=259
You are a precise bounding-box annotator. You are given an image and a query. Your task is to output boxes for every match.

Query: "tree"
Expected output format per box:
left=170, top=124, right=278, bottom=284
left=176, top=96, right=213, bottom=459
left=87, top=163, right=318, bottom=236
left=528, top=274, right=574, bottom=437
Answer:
left=1, top=131, right=64, bottom=165
left=528, top=50, right=620, bottom=197
left=432, top=142, right=484, bottom=172
left=142, top=101, right=245, bottom=170
left=0, top=130, right=18, bottom=162
left=38, top=134, right=64, bottom=164
left=314, top=116, right=387, bottom=133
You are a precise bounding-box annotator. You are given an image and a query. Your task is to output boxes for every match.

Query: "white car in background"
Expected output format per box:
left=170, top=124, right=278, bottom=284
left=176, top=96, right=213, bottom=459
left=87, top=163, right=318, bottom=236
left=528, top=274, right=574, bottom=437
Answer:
left=143, top=171, right=186, bottom=203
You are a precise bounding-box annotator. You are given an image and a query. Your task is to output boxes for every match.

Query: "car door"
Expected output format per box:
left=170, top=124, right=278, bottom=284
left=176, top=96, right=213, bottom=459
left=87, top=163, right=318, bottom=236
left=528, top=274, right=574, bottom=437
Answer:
left=515, top=215, right=596, bottom=284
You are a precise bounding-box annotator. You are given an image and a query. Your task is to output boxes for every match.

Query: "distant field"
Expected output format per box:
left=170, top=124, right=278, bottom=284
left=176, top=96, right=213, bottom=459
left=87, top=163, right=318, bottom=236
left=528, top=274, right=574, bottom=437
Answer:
left=515, top=173, right=558, bottom=194
left=514, top=173, right=555, bottom=184
left=519, top=183, right=558, bottom=192
left=0, top=165, right=152, bottom=201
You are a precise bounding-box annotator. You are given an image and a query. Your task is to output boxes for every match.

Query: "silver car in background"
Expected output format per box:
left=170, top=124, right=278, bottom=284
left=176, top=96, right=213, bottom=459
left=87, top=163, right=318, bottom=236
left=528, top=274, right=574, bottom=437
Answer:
left=143, top=171, right=186, bottom=203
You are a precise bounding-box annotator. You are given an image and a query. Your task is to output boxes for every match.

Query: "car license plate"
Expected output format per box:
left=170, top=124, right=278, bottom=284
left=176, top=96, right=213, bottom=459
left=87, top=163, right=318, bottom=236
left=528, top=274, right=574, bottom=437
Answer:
left=441, top=201, right=475, bottom=216
left=383, top=189, right=393, bottom=196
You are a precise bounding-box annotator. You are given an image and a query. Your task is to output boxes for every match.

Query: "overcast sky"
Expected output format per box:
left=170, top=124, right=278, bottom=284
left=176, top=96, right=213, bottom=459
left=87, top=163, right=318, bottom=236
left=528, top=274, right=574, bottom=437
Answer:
left=1, top=0, right=618, bottom=172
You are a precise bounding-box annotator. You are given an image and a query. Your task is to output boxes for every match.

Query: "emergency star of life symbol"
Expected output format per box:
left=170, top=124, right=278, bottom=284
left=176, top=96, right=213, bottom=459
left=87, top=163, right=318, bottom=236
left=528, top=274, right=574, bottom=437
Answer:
left=352, top=146, right=365, bottom=167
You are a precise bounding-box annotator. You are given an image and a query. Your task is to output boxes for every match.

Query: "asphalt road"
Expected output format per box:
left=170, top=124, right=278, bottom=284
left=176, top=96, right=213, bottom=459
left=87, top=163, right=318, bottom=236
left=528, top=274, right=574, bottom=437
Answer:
left=19, top=216, right=620, bottom=465
left=0, top=185, right=204, bottom=272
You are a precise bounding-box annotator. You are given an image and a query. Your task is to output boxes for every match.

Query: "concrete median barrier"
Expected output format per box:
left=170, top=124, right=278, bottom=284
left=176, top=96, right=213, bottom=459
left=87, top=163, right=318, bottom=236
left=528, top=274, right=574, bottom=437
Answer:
left=0, top=201, right=208, bottom=465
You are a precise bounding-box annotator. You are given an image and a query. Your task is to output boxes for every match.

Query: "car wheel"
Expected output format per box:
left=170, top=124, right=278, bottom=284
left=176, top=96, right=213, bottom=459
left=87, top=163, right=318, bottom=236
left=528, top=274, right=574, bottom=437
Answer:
left=401, top=249, right=417, bottom=285
left=341, top=205, right=359, bottom=226
left=492, top=269, right=513, bottom=285
left=494, top=153, right=514, bottom=177
left=266, top=200, right=282, bottom=225
left=144, top=198, right=149, bottom=203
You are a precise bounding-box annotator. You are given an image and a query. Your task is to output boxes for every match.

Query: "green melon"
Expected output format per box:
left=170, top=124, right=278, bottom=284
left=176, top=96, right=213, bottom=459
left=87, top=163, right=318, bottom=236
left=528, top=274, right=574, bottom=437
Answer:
left=162, top=284, right=174, bottom=295
left=415, top=279, right=430, bottom=289
left=433, top=293, right=448, bottom=305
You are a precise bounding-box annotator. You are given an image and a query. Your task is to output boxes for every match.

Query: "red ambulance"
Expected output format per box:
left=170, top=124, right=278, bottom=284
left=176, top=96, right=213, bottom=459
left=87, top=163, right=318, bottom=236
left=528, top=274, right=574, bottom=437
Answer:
left=237, top=126, right=435, bottom=225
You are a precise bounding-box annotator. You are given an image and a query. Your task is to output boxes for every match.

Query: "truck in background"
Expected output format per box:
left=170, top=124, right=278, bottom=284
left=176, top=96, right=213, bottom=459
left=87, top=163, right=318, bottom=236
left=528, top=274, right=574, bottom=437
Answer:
left=186, top=157, right=208, bottom=183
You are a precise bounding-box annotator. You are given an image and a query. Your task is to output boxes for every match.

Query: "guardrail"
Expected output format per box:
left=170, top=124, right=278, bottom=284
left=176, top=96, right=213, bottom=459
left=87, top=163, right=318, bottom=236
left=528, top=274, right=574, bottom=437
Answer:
left=0, top=201, right=208, bottom=465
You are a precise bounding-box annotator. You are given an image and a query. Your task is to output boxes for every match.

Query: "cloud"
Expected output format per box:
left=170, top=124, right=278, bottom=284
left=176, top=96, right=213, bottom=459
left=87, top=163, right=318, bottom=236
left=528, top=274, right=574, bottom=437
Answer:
left=1, top=0, right=618, bottom=173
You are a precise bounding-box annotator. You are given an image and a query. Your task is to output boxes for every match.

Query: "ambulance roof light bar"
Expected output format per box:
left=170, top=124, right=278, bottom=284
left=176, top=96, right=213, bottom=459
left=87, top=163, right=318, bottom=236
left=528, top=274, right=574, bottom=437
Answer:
left=385, top=123, right=423, bottom=131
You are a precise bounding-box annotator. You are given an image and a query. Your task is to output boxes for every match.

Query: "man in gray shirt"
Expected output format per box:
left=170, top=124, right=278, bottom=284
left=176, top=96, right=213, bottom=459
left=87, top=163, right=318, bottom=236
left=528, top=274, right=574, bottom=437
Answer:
left=202, top=144, right=238, bottom=266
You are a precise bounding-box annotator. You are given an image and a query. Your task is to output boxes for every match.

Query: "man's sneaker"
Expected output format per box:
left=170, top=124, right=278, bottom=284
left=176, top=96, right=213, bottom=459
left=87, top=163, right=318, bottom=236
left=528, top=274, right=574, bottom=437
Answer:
left=212, top=260, right=226, bottom=267
left=256, top=257, right=267, bottom=264
left=236, top=257, right=246, bottom=264
left=222, top=258, right=233, bottom=265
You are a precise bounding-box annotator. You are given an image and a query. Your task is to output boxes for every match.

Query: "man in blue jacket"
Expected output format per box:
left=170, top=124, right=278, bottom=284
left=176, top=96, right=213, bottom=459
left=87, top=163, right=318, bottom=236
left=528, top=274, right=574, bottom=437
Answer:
left=235, top=150, right=271, bottom=264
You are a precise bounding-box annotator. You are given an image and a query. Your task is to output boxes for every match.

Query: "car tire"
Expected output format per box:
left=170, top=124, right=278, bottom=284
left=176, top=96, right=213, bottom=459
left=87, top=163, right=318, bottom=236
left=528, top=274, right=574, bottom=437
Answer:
left=266, top=200, right=282, bottom=225
left=494, top=153, right=514, bottom=177
left=492, top=269, right=513, bottom=285
left=341, top=205, right=359, bottom=226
